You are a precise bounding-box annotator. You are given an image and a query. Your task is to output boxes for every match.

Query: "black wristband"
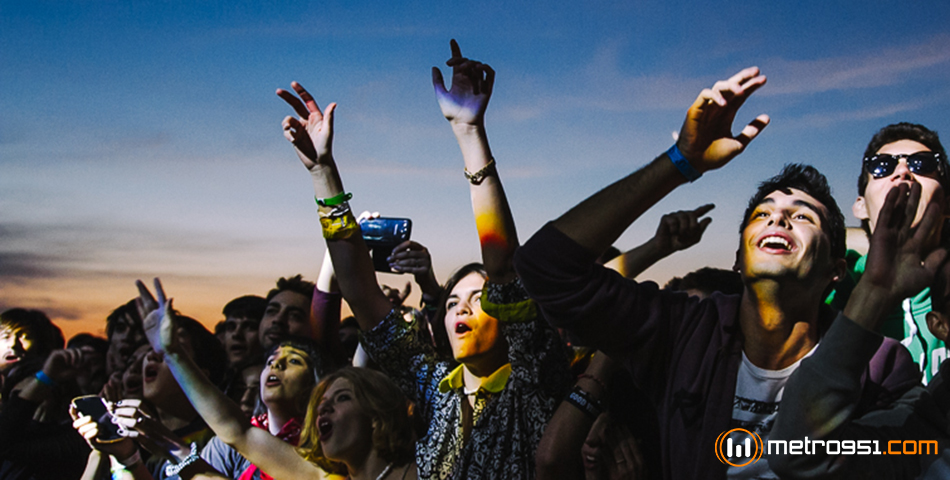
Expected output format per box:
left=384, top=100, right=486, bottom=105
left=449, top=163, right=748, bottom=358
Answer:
left=565, top=386, right=604, bottom=419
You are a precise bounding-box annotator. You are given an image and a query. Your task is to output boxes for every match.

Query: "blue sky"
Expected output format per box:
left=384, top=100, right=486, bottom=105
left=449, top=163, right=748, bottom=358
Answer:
left=3, top=0, right=950, bottom=338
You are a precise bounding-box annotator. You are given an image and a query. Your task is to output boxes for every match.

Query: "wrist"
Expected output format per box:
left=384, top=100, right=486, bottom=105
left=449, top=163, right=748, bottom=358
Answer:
left=309, top=162, right=344, bottom=199
left=667, top=144, right=702, bottom=182
left=34, top=370, right=57, bottom=388
left=450, top=122, right=484, bottom=137
left=843, top=283, right=894, bottom=331
left=645, top=237, right=675, bottom=259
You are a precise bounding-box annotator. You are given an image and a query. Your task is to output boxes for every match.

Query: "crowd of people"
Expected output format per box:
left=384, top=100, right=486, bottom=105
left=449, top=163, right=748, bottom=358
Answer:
left=2, top=39, right=949, bottom=480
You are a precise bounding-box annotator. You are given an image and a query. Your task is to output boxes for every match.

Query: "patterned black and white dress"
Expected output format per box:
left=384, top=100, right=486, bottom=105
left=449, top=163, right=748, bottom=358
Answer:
left=361, top=278, right=571, bottom=480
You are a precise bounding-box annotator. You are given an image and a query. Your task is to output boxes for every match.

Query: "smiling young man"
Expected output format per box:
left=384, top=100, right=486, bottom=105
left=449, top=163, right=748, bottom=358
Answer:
left=514, top=69, right=922, bottom=480
left=828, top=123, right=950, bottom=384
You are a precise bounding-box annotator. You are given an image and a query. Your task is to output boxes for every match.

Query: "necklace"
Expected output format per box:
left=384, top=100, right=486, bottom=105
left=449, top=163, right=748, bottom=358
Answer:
left=375, top=462, right=393, bottom=480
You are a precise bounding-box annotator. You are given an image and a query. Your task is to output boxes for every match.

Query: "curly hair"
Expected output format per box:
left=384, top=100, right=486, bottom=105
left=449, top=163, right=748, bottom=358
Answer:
left=297, top=367, right=415, bottom=475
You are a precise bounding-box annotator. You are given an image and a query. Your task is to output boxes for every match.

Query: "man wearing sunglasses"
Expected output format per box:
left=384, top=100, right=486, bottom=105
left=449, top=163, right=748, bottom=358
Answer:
left=829, top=122, right=950, bottom=384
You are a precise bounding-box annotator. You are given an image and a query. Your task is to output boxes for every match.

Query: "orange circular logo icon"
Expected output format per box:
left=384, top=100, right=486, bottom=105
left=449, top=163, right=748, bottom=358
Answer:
left=715, top=428, right=763, bottom=467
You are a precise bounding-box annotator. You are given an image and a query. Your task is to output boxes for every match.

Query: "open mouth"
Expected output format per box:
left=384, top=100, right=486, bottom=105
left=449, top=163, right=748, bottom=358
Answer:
left=143, top=364, right=159, bottom=383
left=757, top=234, right=794, bottom=252
left=229, top=344, right=247, bottom=354
left=455, top=322, right=472, bottom=335
left=4, top=354, right=21, bottom=364
left=264, top=375, right=281, bottom=387
left=318, top=417, right=333, bottom=440
left=124, top=374, right=143, bottom=394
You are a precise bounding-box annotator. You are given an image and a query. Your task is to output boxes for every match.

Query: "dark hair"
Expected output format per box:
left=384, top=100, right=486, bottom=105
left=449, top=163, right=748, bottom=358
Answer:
left=223, top=295, right=267, bottom=321
left=66, top=333, right=109, bottom=354
left=255, top=337, right=323, bottom=417
left=857, top=123, right=948, bottom=236
left=740, top=164, right=846, bottom=261
left=263, top=336, right=324, bottom=383
left=431, top=263, right=488, bottom=360
left=340, top=316, right=360, bottom=331
left=859, top=122, right=948, bottom=196
left=105, top=299, right=143, bottom=340
left=664, top=267, right=743, bottom=297
left=266, top=275, right=315, bottom=303
left=175, top=315, right=228, bottom=387
left=298, top=367, right=416, bottom=475
left=222, top=356, right=266, bottom=414
left=0, top=308, right=65, bottom=359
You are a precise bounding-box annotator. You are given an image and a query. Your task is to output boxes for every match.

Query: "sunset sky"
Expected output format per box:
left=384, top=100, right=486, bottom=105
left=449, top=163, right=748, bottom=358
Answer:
left=3, top=1, right=950, bottom=340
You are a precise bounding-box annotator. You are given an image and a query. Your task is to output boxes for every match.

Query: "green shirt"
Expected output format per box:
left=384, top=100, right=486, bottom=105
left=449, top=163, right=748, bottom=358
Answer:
left=827, top=249, right=948, bottom=384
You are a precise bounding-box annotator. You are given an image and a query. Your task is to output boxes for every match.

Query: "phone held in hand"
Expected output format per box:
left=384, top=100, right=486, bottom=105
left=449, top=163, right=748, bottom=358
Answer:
left=71, top=395, right=124, bottom=443
left=360, top=217, right=412, bottom=273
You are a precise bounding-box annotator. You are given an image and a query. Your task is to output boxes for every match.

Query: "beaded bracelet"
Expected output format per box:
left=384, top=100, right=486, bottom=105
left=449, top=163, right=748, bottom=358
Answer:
left=164, top=443, right=199, bottom=477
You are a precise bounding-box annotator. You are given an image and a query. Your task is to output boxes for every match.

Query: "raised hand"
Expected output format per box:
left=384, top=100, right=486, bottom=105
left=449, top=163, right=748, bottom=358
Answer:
left=276, top=82, right=336, bottom=170
left=651, top=204, right=715, bottom=256
left=432, top=39, right=495, bottom=127
left=863, top=183, right=946, bottom=300
left=846, top=183, right=947, bottom=330
left=676, top=67, right=770, bottom=173
left=41, top=348, right=86, bottom=384
left=136, top=278, right=179, bottom=356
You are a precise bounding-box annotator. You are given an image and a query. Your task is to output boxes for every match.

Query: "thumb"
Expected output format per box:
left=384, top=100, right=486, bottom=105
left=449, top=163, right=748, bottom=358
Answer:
left=432, top=67, right=448, bottom=97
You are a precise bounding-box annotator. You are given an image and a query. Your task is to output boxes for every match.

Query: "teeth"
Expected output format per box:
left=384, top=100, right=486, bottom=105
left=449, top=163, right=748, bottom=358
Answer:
left=759, top=235, right=791, bottom=250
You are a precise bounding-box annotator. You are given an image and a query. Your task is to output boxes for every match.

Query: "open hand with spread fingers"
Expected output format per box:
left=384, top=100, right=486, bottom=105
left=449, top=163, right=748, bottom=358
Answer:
left=676, top=67, right=770, bottom=173
left=276, top=82, right=336, bottom=171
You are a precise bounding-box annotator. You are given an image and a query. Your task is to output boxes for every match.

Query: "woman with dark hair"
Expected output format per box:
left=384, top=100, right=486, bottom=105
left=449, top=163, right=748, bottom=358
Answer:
left=134, top=278, right=417, bottom=479
left=199, top=337, right=323, bottom=479
left=275, top=40, right=570, bottom=479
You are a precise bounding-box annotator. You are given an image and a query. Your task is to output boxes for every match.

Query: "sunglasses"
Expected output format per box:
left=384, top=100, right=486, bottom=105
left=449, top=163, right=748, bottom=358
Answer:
left=863, top=151, right=943, bottom=179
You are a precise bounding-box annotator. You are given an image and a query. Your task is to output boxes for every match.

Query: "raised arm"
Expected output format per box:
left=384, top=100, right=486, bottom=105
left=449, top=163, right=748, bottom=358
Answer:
left=137, top=279, right=322, bottom=479
left=604, top=204, right=714, bottom=279
left=276, top=83, right=392, bottom=332
left=552, top=68, right=769, bottom=256
left=770, top=183, right=946, bottom=479
left=311, top=248, right=347, bottom=369
left=432, top=39, right=517, bottom=283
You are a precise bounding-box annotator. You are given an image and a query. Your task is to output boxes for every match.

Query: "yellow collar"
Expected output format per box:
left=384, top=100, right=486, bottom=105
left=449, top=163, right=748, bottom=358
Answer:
left=439, top=363, right=511, bottom=395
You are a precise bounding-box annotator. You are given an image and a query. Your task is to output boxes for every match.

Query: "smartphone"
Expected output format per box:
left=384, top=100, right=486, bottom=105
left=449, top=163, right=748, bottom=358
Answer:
left=360, top=217, right=412, bottom=273
left=71, top=395, right=124, bottom=443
